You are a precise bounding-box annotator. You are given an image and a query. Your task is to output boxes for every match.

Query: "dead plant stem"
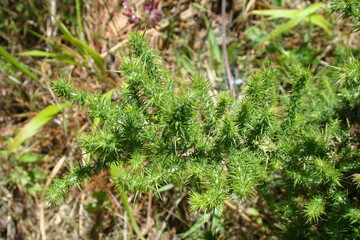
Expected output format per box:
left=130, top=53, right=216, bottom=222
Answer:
left=221, top=0, right=235, bottom=96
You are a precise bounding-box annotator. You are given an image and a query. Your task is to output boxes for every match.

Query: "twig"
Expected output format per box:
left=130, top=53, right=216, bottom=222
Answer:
left=224, top=200, right=260, bottom=229
left=221, top=0, right=235, bottom=96
left=79, top=193, right=84, bottom=238
left=38, top=200, right=47, bottom=240
left=101, top=38, right=128, bottom=58
left=44, top=156, right=66, bottom=188
left=46, top=0, right=58, bottom=50
left=142, top=191, right=153, bottom=236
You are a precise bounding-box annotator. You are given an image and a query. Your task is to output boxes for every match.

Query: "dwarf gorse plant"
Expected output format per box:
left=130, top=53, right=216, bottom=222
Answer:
left=48, top=32, right=359, bottom=238
left=331, top=0, right=360, bottom=31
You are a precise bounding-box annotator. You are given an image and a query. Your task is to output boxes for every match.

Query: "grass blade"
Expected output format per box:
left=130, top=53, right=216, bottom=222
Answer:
left=253, top=8, right=332, bottom=36
left=304, top=14, right=332, bottom=35
left=29, top=30, right=83, bottom=60
left=256, top=2, right=326, bottom=44
left=75, top=0, right=86, bottom=42
left=100, top=89, right=115, bottom=102
left=176, top=52, right=197, bottom=76
left=0, top=46, right=41, bottom=84
left=18, top=50, right=58, bottom=57
left=57, top=20, right=106, bottom=76
left=8, top=103, right=71, bottom=154
left=178, top=212, right=211, bottom=238
left=253, top=9, right=300, bottom=19
left=19, top=50, right=83, bottom=66
left=205, top=18, right=223, bottom=69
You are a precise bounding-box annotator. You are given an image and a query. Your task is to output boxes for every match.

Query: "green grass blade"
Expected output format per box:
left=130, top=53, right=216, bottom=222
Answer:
left=57, top=20, right=84, bottom=52
left=18, top=50, right=58, bottom=57
left=75, top=0, right=86, bottom=42
left=257, top=2, right=326, bottom=44
left=29, top=30, right=57, bottom=46
left=8, top=103, right=71, bottom=154
left=29, top=30, right=82, bottom=60
left=304, top=14, right=332, bottom=35
left=0, top=46, right=41, bottom=84
left=57, top=20, right=106, bottom=76
left=205, top=18, right=223, bottom=69
left=19, top=50, right=83, bottom=66
left=177, top=52, right=197, bottom=76
left=156, top=183, right=174, bottom=192
left=178, top=212, right=211, bottom=238
left=77, top=39, right=106, bottom=76
left=192, top=3, right=210, bottom=13
left=253, top=8, right=332, bottom=36
left=253, top=9, right=300, bottom=19
left=52, top=57, right=83, bottom=66
left=100, top=89, right=115, bottom=101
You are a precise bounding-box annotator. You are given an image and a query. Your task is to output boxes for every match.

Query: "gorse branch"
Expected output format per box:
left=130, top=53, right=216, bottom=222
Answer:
left=47, top=31, right=360, bottom=238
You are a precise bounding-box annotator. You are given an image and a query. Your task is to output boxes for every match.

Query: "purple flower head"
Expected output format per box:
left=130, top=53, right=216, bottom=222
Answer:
left=122, top=0, right=162, bottom=29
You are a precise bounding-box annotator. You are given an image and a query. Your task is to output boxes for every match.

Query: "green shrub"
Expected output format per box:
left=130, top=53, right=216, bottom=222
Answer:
left=47, top=32, right=359, bottom=238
